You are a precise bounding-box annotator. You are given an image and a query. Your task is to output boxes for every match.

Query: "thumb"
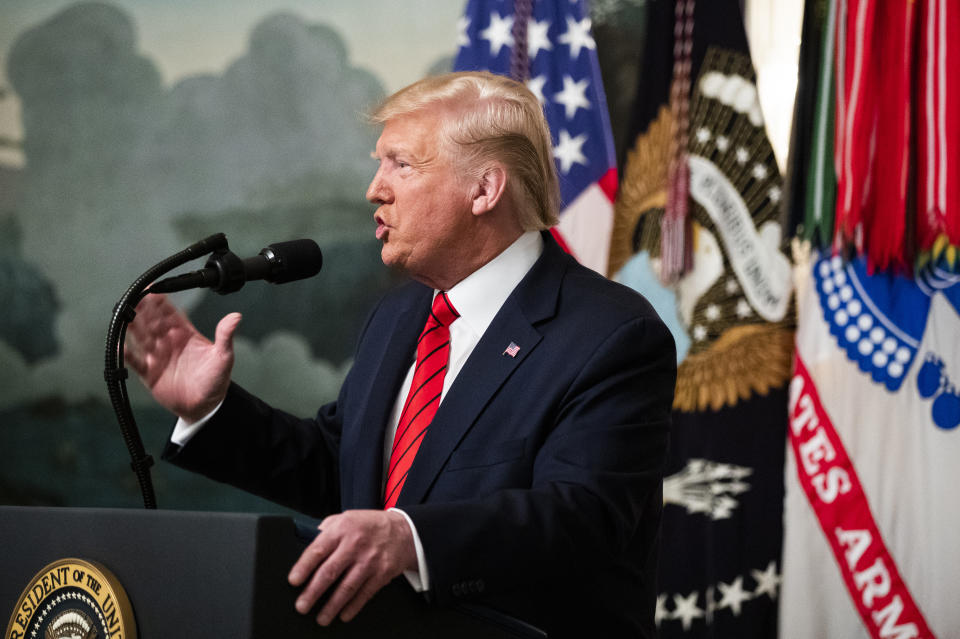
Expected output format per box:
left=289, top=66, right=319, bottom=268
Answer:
left=213, top=312, right=243, bottom=355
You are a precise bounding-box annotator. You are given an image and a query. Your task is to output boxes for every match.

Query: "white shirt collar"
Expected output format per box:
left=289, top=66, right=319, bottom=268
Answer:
left=442, top=230, right=543, bottom=338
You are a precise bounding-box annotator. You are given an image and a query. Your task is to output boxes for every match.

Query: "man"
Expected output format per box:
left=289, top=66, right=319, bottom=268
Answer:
left=127, top=71, right=676, bottom=637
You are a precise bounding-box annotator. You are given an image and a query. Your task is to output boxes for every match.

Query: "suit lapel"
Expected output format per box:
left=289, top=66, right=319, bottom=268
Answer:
left=346, top=285, right=431, bottom=509
left=397, top=232, right=570, bottom=506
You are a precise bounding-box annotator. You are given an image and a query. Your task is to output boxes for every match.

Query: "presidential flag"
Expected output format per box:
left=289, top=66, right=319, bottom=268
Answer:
left=454, top=0, right=618, bottom=275
left=609, top=1, right=794, bottom=636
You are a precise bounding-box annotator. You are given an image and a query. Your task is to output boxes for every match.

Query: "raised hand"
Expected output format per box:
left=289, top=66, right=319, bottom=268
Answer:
left=125, top=294, right=242, bottom=422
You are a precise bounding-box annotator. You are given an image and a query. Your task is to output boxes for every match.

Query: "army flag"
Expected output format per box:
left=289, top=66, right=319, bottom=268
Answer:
left=782, top=247, right=959, bottom=638
left=780, top=1, right=960, bottom=636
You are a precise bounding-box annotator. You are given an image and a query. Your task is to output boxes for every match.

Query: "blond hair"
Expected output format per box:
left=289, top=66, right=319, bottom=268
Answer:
left=371, top=71, right=559, bottom=230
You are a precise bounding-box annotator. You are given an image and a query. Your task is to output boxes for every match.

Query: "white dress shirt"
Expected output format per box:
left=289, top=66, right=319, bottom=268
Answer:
left=171, top=230, right=544, bottom=591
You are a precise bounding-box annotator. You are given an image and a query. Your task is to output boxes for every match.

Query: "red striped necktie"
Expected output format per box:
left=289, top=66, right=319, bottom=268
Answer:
left=383, top=292, right=460, bottom=509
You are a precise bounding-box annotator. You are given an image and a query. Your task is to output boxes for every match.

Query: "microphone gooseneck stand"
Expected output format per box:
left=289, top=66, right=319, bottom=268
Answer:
left=104, top=233, right=230, bottom=509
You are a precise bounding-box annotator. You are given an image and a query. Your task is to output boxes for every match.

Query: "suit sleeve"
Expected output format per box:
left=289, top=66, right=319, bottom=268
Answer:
left=402, top=313, right=677, bottom=604
left=161, top=381, right=345, bottom=517
left=159, top=292, right=392, bottom=518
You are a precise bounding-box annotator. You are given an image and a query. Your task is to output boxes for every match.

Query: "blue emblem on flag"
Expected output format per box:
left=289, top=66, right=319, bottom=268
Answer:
left=813, top=254, right=927, bottom=392
left=813, top=252, right=960, bottom=430
left=917, top=354, right=960, bottom=430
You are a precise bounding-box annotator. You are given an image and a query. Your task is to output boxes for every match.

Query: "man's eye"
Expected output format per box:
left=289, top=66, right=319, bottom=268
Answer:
left=398, top=161, right=410, bottom=169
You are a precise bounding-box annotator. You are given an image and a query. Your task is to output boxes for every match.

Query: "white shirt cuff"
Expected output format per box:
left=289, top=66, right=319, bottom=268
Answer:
left=169, top=400, right=224, bottom=446
left=389, top=507, right=430, bottom=592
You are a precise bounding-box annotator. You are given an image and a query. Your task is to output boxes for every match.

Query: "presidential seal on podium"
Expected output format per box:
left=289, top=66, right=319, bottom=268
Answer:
left=5, top=558, right=136, bottom=639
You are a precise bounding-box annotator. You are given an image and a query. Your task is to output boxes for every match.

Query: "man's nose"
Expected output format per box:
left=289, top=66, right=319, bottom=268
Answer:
left=366, top=171, right=390, bottom=205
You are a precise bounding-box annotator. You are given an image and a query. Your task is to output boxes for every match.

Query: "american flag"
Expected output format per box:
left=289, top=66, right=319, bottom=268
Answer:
left=503, top=341, right=521, bottom=357
left=454, top=0, right=618, bottom=275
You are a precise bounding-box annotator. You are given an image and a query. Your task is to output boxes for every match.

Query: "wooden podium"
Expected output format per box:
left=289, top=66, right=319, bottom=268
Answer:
left=0, top=506, right=546, bottom=638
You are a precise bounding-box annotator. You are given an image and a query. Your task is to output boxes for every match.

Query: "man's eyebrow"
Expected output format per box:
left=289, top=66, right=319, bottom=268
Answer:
left=370, top=149, right=408, bottom=163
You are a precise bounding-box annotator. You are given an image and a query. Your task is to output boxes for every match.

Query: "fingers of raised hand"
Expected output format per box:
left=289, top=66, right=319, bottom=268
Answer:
left=124, top=338, right=147, bottom=377
left=127, top=298, right=171, bottom=360
left=125, top=308, right=170, bottom=382
left=129, top=294, right=195, bottom=348
left=129, top=294, right=170, bottom=338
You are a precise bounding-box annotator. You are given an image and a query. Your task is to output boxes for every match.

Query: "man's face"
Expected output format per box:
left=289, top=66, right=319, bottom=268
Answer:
left=366, top=109, right=475, bottom=288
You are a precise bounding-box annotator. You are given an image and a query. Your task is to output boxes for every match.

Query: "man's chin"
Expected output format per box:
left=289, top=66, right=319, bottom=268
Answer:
left=380, top=249, right=434, bottom=286
left=380, top=246, right=403, bottom=271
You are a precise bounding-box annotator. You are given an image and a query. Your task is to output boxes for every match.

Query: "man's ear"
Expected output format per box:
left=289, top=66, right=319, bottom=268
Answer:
left=470, top=165, right=507, bottom=216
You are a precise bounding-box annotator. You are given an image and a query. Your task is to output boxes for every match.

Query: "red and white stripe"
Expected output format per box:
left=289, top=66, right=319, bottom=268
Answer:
left=788, top=357, right=934, bottom=639
left=917, top=0, right=959, bottom=251
left=834, top=0, right=876, bottom=254
left=552, top=167, right=617, bottom=274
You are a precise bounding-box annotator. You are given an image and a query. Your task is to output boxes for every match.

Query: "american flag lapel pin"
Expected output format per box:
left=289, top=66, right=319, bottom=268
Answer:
left=503, top=342, right=520, bottom=358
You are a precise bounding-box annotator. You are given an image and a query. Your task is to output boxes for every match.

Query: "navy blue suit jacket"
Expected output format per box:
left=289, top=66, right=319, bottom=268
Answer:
left=165, top=232, right=676, bottom=637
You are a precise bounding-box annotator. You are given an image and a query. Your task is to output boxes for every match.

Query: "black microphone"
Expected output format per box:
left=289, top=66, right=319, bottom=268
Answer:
left=149, top=239, right=323, bottom=295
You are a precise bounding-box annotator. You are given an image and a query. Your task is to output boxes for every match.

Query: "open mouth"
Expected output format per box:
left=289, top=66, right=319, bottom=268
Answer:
left=375, top=215, right=388, bottom=240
